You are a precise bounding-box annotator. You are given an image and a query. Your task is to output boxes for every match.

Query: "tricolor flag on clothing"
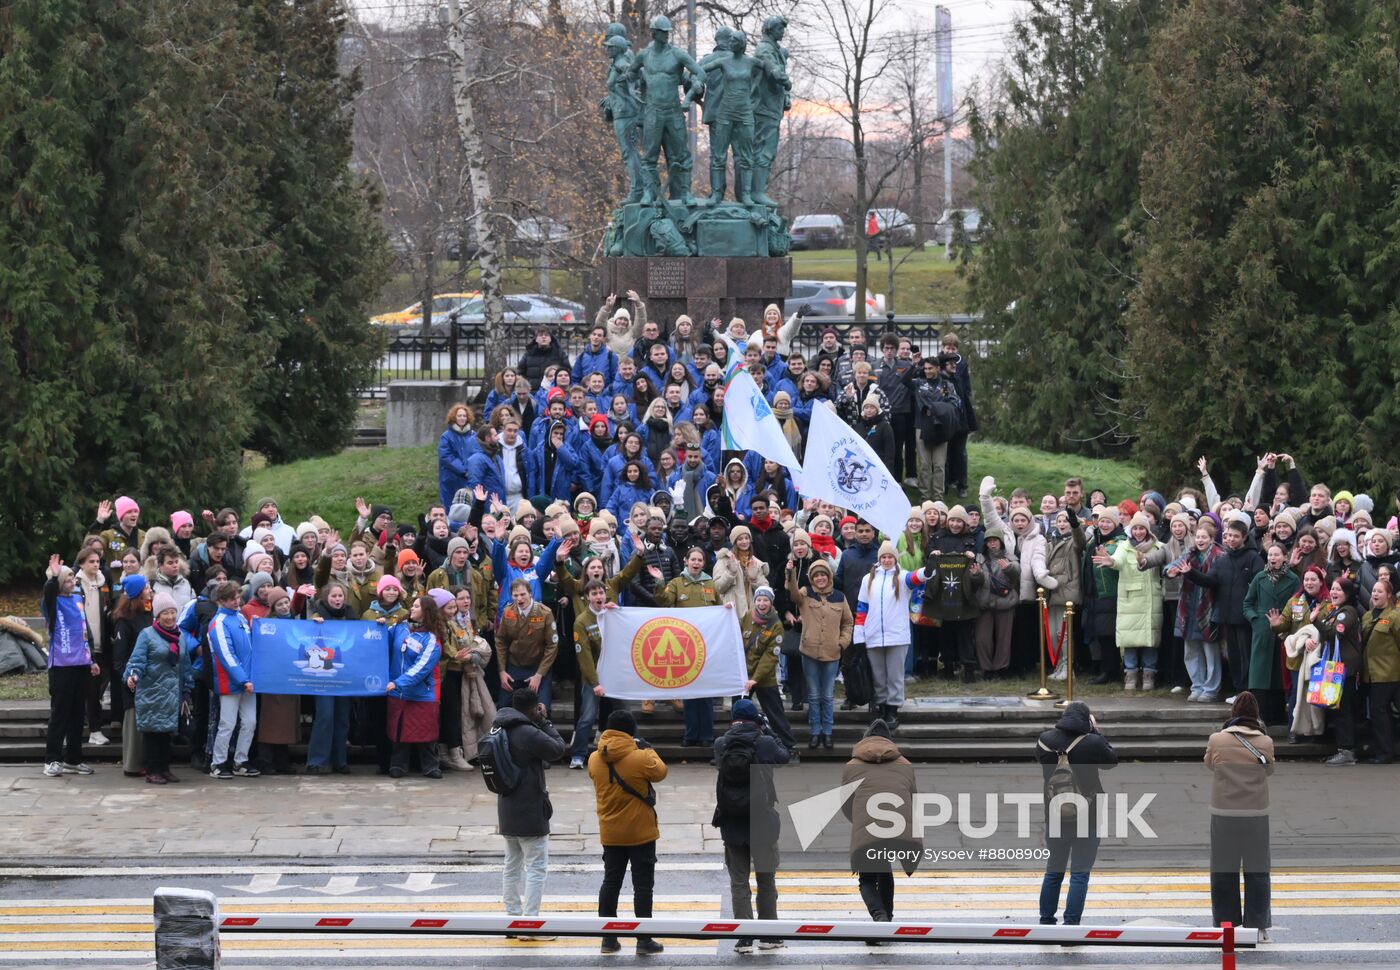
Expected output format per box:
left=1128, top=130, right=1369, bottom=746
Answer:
left=719, top=368, right=803, bottom=477
left=798, top=400, right=908, bottom=540
left=596, top=605, right=746, bottom=700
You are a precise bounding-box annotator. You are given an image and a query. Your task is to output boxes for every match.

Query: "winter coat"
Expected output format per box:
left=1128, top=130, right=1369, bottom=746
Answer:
left=1033, top=705, right=1117, bottom=800
left=975, top=553, right=1021, bottom=611
left=1082, top=530, right=1125, bottom=639
left=1187, top=545, right=1265, bottom=628
left=124, top=626, right=193, bottom=735
left=841, top=735, right=920, bottom=872
left=740, top=609, right=783, bottom=688
left=854, top=414, right=895, bottom=472
left=834, top=540, right=879, bottom=611
left=438, top=426, right=476, bottom=508
left=1283, top=621, right=1327, bottom=736
left=588, top=729, right=668, bottom=846
left=1318, top=603, right=1363, bottom=671
left=1108, top=539, right=1164, bottom=650
left=491, top=706, right=566, bottom=838
left=786, top=572, right=853, bottom=662
left=1362, top=607, right=1400, bottom=683
left=1242, top=567, right=1298, bottom=692
left=1139, top=534, right=1189, bottom=602
left=575, top=344, right=620, bottom=387
left=517, top=340, right=571, bottom=385
left=458, top=632, right=496, bottom=751
left=1013, top=522, right=1051, bottom=603
left=1042, top=530, right=1083, bottom=607
left=527, top=434, right=584, bottom=502
left=388, top=625, right=440, bottom=703
left=465, top=448, right=507, bottom=501
left=496, top=600, right=559, bottom=675
left=209, top=606, right=253, bottom=695
left=853, top=566, right=926, bottom=648
left=712, top=550, right=766, bottom=613
left=655, top=571, right=721, bottom=609
left=1204, top=725, right=1274, bottom=816
left=711, top=719, right=789, bottom=846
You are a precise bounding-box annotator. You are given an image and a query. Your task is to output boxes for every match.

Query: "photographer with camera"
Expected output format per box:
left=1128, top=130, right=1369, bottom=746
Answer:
left=713, top=698, right=790, bottom=953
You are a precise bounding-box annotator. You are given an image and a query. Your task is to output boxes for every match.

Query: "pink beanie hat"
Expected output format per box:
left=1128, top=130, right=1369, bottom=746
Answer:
left=170, top=510, right=194, bottom=533
left=115, top=496, right=140, bottom=519
left=376, top=575, right=403, bottom=597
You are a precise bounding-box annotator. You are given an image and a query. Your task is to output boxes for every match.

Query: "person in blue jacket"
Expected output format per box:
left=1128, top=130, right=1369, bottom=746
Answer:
left=386, top=595, right=447, bottom=779
left=465, top=426, right=507, bottom=499
left=667, top=447, right=718, bottom=519
left=601, top=432, right=656, bottom=506
left=527, top=420, right=584, bottom=502
left=608, top=461, right=656, bottom=522
left=470, top=486, right=576, bottom=620
left=749, top=459, right=798, bottom=512
left=207, top=581, right=259, bottom=779
left=438, top=403, right=478, bottom=509
left=574, top=415, right=614, bottom=497
left=688, top=405, right=723, bottom=472
left=575, top=324, right=619, bottom=387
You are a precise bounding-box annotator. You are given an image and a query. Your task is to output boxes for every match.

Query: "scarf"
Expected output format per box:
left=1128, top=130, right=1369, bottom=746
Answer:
left=681, top=463, right=705, bottom=519
left=810, top=533, right=839, bottom=558
left=77, top=571, right=106, bottom=648
left=152, top=620, right=181, bottom=661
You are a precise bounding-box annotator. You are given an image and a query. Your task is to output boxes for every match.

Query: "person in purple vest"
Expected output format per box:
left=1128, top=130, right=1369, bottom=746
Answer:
left=41, top=554, right=100, bottom=777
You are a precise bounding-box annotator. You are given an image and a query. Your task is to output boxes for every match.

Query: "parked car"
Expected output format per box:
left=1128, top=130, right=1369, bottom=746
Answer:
left=370, top=292, right=480, bottom=327
left=784, top=280, right=885, bottom=319
left=867, top=208, right=916, bottom=246
left=789, top=214, right=848, bottom=250
left=933, top=208, right=982, bottom=245
left=427, top=293, right=583, bottom=334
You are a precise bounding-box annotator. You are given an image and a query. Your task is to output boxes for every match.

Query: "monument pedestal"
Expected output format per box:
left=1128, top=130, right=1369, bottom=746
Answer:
left=600, top=255, right=792, bottom=330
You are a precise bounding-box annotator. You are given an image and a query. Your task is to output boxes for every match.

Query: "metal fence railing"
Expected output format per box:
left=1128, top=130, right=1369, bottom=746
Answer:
left=364, top=314, right=985, bottom=399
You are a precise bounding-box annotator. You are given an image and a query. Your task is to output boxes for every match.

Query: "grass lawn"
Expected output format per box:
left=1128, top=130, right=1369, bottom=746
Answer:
left=374, top=245, right=972, bottom=319
left=0, top=673, right=46, bottom=701
left=243, top=440, right=1141, bottom=538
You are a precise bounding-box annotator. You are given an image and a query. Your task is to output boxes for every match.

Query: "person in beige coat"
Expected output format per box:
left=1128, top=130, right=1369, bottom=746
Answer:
left=714, top=525, right=768, bottom=613
left=1283, top=622, right=1326, bottom=738
left=1204, top=692, right=1275, bottom=939
left=1042, top=508, right=1085, bottom=680
left=786, top=558, right=852, bottom=749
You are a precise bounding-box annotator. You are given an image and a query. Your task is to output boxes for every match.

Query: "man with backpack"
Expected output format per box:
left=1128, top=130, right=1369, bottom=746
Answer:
left=587, top=709, right=668, bottom=956
left=481, top=687, right=565, bottom=924
left=712, top=698, right=790, bottom=953
left=1033, top=701, right=1118, bottom=926
left=912, top=354, right=963, bottom=503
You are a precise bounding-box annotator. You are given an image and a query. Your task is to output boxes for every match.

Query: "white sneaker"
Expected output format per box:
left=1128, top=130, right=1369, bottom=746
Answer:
left=88, top=731, right=110, bottom=746
left=43, top=762, right=62, bottom=777
left=1170, top=685, right=1185, bottom=694
left=1257, top=928, right=1271, bottom=944
left=61, top=762, right=94, bottom=775
left=1225, top=695, right=1239, bottom=705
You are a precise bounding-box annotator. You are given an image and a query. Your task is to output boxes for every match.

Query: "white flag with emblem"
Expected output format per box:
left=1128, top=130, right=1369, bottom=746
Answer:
left=719, top=368, right=803, bottom=479
left=596, top=605, right=746, bottom=700
left=798, top=401, right=907, bottom=540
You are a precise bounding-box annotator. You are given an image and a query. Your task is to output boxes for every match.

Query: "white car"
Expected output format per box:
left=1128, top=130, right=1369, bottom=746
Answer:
left=830, top=281, right=886, bottom=316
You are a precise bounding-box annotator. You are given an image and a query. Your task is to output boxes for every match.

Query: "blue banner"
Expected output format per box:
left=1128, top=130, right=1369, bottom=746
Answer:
left=248, top=618, right=390, bottom=696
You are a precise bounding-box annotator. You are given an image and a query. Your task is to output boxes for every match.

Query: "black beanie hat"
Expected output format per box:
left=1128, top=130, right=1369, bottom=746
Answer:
left=607, top=710, right=637, bottom=735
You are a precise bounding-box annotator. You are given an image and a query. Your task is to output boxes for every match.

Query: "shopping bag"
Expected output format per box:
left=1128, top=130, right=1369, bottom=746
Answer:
left=1306, top=640, right=1345, bottom=709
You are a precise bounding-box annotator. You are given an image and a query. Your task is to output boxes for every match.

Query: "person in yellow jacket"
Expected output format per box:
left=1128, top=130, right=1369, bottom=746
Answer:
left=587, top=709, right=668, bottom=956
left=740, top=586, right=797, bottom=754
left=1361, top=579, right=1400, bottom=764
left=655, top=547, right=722, bottom=740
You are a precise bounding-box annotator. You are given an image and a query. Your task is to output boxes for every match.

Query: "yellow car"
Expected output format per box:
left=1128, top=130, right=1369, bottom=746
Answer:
left=370, top=292, right=480, bottom=327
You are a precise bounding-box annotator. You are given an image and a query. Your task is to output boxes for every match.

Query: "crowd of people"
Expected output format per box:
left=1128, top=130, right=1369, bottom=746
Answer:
left=30, top=310, right=1397, bottom=945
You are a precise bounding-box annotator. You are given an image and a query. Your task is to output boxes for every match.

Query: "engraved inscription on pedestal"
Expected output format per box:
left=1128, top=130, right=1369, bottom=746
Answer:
left=646, top=259, right=688, bottom=299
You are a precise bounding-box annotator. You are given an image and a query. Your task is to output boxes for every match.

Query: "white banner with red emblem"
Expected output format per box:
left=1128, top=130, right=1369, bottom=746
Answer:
left=595, top=605, right=747, bottom=700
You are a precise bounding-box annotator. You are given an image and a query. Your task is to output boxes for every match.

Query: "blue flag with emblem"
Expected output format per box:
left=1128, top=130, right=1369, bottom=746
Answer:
left=719, top=368, right=803, bottom=478
left=248, top=618, right=390, bottom=696
left=798, top=400, right=907, bottom=540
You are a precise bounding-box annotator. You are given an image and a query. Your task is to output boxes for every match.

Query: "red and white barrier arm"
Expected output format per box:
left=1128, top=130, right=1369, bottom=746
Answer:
left=220, top=912, right=1257, bottom=949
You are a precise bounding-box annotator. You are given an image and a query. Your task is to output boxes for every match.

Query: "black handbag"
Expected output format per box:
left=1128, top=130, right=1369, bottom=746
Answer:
left=840, top=644, right=874, bottom=707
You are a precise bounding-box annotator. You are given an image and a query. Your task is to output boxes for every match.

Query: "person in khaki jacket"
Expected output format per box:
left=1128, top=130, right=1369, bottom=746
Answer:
left=655, top=547, right=724, bottom=745
left=1360, top=578, right=1400, bottom=764
left=1204, top=691, right=1275, bottom=940
left=495, top=578, right=559, bottom=709
left=587, top=709, right=668, bottom=956
left=740, top=586, right=796, bottom=755
left=785, top=558, right=852, bottom=750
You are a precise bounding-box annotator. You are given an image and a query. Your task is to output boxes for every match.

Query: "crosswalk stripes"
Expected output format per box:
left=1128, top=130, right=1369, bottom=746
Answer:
left=0, top=870, right=1396, bottom=962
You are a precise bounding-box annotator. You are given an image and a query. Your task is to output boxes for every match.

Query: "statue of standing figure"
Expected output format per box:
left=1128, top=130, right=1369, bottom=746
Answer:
left=626, top=15, right=704, bottom=206
left=751, top=16, right=792, bottom=207
left=699, top=30, right=763, bottom=206
left=600, top=24, right=643, bottom=204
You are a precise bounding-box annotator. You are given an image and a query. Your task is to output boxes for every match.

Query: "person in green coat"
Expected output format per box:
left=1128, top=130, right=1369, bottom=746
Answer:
left=1096, top=513, right=1164, bottom=691
left=123, top=592, right=194, bottom=785
left=1242, top=542, right=1298, bottom=727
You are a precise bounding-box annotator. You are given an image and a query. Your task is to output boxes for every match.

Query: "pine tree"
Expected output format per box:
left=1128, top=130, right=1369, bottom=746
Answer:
left=0, top=0, right=105, bottom=578
left=240, top=0, right=390, bottom=464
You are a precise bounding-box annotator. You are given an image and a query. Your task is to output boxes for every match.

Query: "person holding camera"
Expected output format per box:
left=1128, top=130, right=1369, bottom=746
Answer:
left=491, top=687, right=565, bottom=923
left=712, top=698, right=790, bottom=953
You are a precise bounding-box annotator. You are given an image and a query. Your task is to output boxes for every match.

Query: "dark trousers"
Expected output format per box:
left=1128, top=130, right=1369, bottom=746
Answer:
left=189, top=684, right=212, bottom=766
left=1160, top=603, right=1189, bottom=688
left=599, top=841, right=657, bottom=943
left=944, top=619, right=977, bottom=670
left=440, top=669, right=463, bottom=749
left=1224, top=624, right=1251, bottom=693
left=1041, top=830, right=1100, bottom=924
left=86, top=652, right=110, bottom=733
left=45, top=665, right=88, bottom=764
left=1332, top=674, right=1362, bottom=750
left=391, top=741, right=439, bottom=775
left=890, top=411, right=915, bottom=481
left=946, top=431, right=969, bottom=492
left=724, top=841, right=778, bottom=925
left=1012, top=603, right=1041, bottom=675
left=857, top=871, right=895, bottom=919
left=682, top=698, right=714, bottom=744
left=1210, top=815, right=1271, bottom=928
left=143, top=731, right=173, bottom=775
left=751, top=685, right=795, bottom=750
left=1369, top=681, right=1399, bottom=760
left=1091, top=634, right=1119, bottom=675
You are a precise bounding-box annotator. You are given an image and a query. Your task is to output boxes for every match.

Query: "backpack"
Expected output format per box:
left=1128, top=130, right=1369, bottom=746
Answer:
left=716, top=736, right=758, bottom=817
left=1040, top=734, right=1087, bottom=821
left=477, top=724, right=523, bottom=795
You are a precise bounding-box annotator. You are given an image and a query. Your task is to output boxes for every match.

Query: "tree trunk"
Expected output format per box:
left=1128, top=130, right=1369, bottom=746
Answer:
left=911, top=134, right=926, bottom=249
left=446, top=0, right=507, bottom=382
left=419, top=246, right=435, bottom=371
left=852, top=110, right=868, bottom=325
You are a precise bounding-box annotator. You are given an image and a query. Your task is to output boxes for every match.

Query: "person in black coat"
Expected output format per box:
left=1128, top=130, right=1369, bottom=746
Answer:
left=517, top=328, right=572, bottom=385
left=712, top=700, right=790, bottom=952
left=1033, top=702, right=1117, bottom=926
left=1183, top=519, right=1265, bottom=697
left=491, top=688, right=566, bottom=918
left=854, top=391, right=896, bottom=475
left=939, top=333, right=977, bottom=496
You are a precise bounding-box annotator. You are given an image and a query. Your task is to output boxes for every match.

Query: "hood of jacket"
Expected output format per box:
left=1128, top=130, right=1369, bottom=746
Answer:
left=597, top=728, right=641, bottom=764
left=492, top=706, right=537, bottom=730
left=1053, top=702, right=1093, bottom=737
left=851, top=735, right=903, bottom=764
